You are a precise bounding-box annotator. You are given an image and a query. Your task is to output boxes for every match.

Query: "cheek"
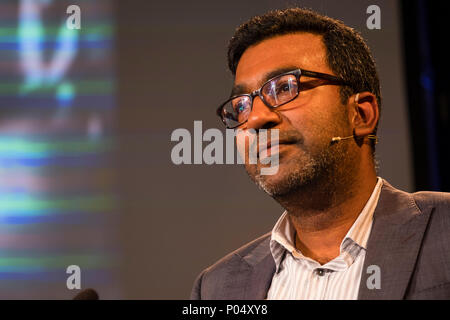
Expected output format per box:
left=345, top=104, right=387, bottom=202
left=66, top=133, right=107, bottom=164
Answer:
left=235, top=130, right=259, bottom=164
left=284, top=105, right=333, bottom=142
left=286, top=105, right=351, bottom=156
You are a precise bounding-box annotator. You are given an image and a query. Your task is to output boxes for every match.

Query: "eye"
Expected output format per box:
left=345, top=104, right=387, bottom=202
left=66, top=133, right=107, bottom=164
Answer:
left=277, top=83, right=291, bottom=93
left=233, top=99, right=248, bottom=114
left=274, top=80, right=297, bottom=97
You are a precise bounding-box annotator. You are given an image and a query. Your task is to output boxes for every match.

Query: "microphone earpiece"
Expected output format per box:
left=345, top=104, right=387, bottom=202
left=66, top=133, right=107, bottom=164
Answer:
left=330, top=134, right=378, bottom=144
left=331, top=135, right=354, bottom=143
left=331, top=94, right=379, bottom=145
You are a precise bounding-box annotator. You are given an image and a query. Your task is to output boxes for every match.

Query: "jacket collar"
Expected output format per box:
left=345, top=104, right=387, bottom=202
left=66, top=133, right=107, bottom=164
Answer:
left=239, top=234, right=276, bottom=299
left=234, top=179, right=433, bottom=300
left=357, top=179, right=433, bottom=299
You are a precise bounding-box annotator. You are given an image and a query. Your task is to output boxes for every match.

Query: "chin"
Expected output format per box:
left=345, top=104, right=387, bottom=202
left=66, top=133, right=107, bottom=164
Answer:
left=247, top=163, right=304, bottom=197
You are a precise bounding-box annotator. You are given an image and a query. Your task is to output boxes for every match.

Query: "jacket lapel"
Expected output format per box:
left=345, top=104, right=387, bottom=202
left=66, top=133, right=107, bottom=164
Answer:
left=230, top=235, right=275, bottom=299
left=358, top=180, right=433, bottom=299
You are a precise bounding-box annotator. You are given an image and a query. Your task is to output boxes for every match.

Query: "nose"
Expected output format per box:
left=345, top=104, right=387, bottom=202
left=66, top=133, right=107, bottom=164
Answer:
left=245, top=96, right=281, bottom=130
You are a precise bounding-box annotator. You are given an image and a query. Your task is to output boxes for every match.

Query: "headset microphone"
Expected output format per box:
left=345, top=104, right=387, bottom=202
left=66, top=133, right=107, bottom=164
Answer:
left=330, top=134, right=378, bottom=144
left=331, top=135, right=354, bottom=143
left=330, top=93, right=378, bottom=144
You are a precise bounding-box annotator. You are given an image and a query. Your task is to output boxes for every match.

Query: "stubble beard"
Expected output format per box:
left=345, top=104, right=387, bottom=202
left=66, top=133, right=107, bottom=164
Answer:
left=245, top=137, right=356, bottom=208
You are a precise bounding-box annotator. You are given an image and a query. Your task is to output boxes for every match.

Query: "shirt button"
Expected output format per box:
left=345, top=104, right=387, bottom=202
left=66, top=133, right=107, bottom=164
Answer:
left=316, top=268, right=326, bottom=276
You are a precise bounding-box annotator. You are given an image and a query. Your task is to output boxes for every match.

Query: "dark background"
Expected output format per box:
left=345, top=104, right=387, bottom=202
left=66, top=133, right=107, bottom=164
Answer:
left=0, top=0, right=448, bottom=299
left=116, top=0, right=417, bottom=299
left=401, top=0, right=450, bottom=192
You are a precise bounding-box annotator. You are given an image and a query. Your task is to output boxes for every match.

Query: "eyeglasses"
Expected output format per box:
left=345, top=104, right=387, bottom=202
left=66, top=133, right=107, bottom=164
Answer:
left=217, top=68, right=349, bottom=129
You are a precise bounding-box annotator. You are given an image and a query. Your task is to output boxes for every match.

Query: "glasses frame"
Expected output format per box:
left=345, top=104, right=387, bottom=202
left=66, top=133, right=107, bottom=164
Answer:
left=217, top=68, right=350, bottom=129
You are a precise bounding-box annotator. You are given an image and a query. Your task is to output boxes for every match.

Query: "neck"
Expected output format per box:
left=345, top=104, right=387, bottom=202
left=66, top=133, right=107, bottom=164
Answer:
left=274, top=164, right=377, bottom=265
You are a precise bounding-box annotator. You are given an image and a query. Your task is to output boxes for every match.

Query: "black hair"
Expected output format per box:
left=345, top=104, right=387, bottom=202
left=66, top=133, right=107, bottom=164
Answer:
left=227, top=8, right=381, bottom=146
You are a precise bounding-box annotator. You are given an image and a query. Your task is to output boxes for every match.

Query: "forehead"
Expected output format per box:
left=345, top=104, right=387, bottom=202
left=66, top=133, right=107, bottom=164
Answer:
left=235, top=33, right=330, bottom=88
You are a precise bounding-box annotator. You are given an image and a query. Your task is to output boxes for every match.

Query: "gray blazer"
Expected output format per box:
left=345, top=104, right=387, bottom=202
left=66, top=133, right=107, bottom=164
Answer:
left=191, top=180, right=450, bottom=299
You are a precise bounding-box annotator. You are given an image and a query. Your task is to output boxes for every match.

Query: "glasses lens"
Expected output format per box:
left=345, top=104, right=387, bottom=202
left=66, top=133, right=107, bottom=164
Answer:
left=221, top=95, right=252, bottom=128
left=262, top=74, right=298, bottom=107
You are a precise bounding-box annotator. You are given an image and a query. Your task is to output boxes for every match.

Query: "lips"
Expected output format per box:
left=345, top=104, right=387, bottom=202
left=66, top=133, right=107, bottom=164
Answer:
left=258, top=141, right=279, bottom=157
left=240, top=129, right=301, bottom=160
left=257, top=139, right=295, bottom=158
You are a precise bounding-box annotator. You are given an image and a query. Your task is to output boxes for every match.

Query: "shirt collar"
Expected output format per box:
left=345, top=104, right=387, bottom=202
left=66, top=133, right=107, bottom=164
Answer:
left=270, top=177, right=383, bottom=272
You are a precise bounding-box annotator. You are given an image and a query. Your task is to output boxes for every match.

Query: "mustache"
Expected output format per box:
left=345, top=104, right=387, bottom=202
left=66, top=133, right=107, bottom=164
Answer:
left=237, top=129, right=303, bottom=158
left=256, top=129, right=303, bottom=146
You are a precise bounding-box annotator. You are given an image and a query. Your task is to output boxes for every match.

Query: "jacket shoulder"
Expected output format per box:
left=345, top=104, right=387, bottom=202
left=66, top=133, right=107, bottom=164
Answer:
left=380, top=180, right=450, bottom=219
left=190, top=232, right=271, bottom=299
left=412, top=190, right=450, bottom=212
left=212, top=232, right=271, bottom=268
left=405, top=190, right=450, bottom=297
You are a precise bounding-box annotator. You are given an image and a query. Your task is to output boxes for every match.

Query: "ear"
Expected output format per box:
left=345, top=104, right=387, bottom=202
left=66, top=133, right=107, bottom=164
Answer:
left=350, top=92, right=379, bottom=137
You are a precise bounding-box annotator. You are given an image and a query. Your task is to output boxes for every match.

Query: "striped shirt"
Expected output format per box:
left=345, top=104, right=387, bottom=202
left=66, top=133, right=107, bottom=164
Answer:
left=267, top=177, right=383, bottom=300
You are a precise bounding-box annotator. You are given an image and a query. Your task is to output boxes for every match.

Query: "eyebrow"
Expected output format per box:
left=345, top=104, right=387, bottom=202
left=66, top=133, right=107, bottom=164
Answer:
left=230, top=66, right=299, bottom=97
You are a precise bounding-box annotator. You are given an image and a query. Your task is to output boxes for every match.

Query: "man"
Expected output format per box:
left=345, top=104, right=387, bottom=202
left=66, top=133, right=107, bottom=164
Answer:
left=191, top=8, right=450, bottom=299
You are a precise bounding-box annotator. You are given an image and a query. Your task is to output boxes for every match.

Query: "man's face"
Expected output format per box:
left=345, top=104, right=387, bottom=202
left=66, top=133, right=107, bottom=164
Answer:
left=234, top=33, right=359, bottom=196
